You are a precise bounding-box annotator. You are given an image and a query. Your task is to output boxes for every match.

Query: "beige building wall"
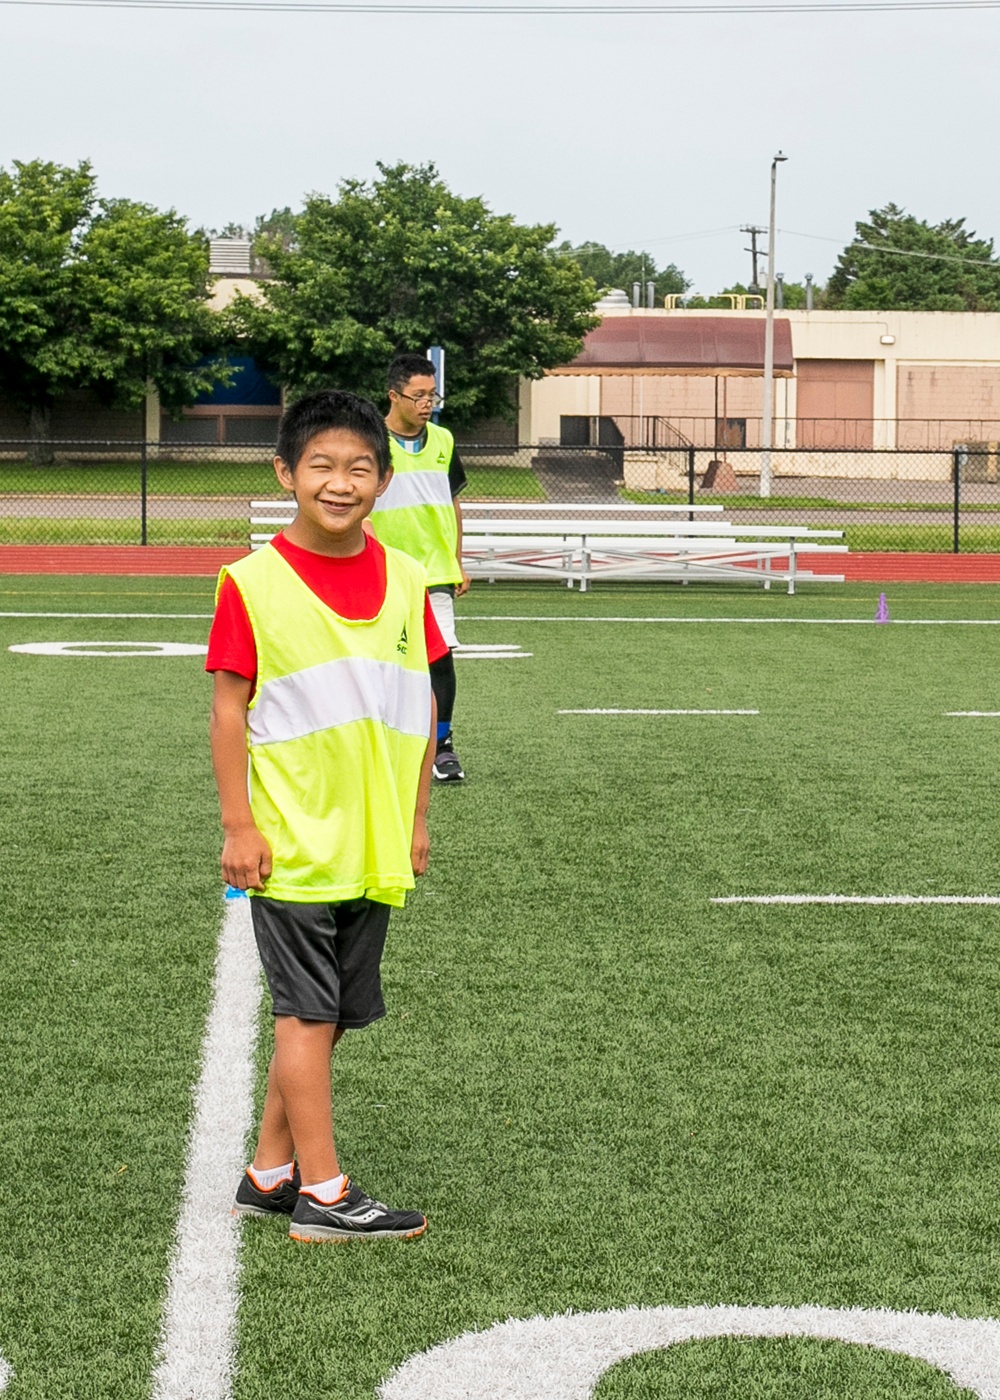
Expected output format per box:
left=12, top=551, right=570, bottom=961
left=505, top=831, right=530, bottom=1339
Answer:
left=529, top=374, right=601, bottom=441
left=527, top=370, right=784, bottom=447
left=522, top=308, right=1000, bottom=456
left=897, top=364, right=1000, bottom=422
left=207, top=276, right=267, bottom=312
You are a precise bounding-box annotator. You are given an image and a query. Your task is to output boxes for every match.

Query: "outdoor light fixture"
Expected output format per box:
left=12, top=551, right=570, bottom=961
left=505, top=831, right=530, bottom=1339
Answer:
left=880, top=334, right=896, bottom=345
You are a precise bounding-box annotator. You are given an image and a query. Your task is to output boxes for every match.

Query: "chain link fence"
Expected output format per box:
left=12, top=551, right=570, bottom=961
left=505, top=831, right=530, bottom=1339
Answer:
left=1, top=439, right=997, bottom=553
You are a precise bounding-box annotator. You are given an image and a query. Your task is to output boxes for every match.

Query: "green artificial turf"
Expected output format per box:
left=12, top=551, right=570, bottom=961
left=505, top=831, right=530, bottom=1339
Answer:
left=3, top=579, right=1000, bottom=1399
left=594, top=1337, right=974, bottom=1398
left=0, top=604, right=223, bottom=1399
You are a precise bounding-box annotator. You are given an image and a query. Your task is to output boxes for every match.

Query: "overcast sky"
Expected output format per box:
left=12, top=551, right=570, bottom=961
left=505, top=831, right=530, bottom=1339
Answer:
left=3, top=1, right=997, bottom=293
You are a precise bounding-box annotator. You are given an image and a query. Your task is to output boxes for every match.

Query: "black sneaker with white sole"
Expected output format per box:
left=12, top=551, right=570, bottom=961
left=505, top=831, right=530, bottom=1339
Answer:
left=232, top=1166, right=300, bottom=1218
left=432, top=734, right=465, bottom=783
left=289, top=1180, right=427, bottom=1242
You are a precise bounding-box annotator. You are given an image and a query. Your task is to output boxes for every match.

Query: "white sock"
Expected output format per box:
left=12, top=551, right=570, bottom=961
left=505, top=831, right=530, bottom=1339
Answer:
left=304, top=1172, right=347, bottom=1203
left=248, top=1160, right=294, bottom=1190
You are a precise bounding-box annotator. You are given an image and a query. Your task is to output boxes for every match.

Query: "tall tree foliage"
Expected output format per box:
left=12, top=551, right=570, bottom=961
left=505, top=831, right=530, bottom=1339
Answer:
left=550, top=240, right=690, bottom=302
left=826, top=204, right=1000, bottom=311
left=231, top=163, right=599, bottom=426
left=0, top=159, right=223, bottom=451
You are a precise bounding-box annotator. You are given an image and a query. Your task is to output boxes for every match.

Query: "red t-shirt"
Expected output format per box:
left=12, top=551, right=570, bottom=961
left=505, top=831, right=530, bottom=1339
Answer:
left=206, top=531, right=448, bottom=687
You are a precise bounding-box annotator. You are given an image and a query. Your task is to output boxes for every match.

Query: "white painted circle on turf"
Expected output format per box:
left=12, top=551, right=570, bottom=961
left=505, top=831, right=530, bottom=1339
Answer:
left=8, top=641, right=208, bottom=658
left=380, top=1305, right=1000, bottom=1399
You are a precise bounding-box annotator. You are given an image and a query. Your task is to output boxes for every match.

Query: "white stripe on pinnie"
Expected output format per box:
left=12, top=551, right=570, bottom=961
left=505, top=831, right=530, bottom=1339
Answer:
left=250, top=656, right=431, bottom=746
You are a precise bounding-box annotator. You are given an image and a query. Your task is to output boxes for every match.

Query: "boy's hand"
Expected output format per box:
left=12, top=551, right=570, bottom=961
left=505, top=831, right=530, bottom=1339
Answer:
left=221, top=822, right=273, bottom=892
left=455, top=567, right=471, bottom=598
left=411, top=813, right=430, bottom=876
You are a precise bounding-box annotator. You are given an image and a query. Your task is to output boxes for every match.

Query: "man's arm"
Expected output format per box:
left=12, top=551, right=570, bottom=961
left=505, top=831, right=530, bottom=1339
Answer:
left=410, top=692, right=437, bottom=876
left=453, top=495, right=471, bottom=598
left=210, top=669, right=273, bottom=891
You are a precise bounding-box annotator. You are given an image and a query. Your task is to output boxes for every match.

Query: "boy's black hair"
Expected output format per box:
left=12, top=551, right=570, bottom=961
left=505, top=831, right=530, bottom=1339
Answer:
left=276, top=390, right=391, bottom=479
left=387, top=353, right=438, bottom=395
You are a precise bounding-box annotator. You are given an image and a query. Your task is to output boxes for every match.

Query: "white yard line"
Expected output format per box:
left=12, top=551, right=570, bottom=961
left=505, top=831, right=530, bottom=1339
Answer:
left=946, top=712, right=1000, bottom=717
left=0, top=610, right=212, bottom=619
left=713, top=894, right=1000, bottom=905
left=461, top=615, right=1000, bottom=626
left=560, top=708, right=758, bottom=715
left=2, top=611, right=998, bottom=627
left=454, top=644, right=533, bottom=659
left=151, top=896, right=261, bottom=1400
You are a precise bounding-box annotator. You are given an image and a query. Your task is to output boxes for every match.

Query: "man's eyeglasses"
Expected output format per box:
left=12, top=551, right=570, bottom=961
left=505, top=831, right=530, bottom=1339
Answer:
left=395, top=391, right=443, bottom=407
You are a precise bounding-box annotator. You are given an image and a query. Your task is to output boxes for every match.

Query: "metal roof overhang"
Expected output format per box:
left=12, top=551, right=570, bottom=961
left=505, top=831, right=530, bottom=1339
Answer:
left=551, top=316, right=795, bottom=377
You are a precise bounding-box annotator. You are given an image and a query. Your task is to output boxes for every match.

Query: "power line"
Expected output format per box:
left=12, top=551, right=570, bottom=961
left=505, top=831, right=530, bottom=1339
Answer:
left=781, top=228, right=1000, bottom=268
left=3, top=0, right=1000, bottom=12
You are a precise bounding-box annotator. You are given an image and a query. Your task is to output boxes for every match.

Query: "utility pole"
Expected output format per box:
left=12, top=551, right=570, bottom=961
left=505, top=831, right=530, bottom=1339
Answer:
left=741, top=225, right=767, bottom=293
left=760, top=151, right=788, bottom=499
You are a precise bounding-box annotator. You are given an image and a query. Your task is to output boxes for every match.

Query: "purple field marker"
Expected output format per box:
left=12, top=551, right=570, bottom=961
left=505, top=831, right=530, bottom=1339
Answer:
left=875, top=592, right=890, bottom=623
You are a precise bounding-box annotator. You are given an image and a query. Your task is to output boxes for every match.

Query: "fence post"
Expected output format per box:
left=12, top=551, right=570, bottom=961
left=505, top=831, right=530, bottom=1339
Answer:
left=140, top=435, right=148, bottom=546
left=953, top=446, right=961, bottom=555
left=688, top=446, right=695, bottom=520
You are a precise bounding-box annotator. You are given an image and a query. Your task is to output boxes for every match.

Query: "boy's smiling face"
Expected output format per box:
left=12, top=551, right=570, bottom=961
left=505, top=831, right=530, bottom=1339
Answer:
left=274, top=427, right=392, bottom=556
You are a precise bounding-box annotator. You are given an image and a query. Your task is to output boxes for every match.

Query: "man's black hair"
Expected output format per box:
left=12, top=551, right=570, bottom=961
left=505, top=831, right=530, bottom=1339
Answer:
left=387, top=353, right=438, bottom=395
left=276, top=389, right=391, bottom=478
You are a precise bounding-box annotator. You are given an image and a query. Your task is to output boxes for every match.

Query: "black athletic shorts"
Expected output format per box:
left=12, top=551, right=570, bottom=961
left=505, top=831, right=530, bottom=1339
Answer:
left=250, top=895, right=390, bottom=1027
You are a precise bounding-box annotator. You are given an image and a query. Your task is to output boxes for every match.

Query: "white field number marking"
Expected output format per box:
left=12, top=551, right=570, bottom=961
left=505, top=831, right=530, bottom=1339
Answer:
left=714, top=894, right=1000, bottom=905
left=380, top=1304, right=1000, bottom=1400
left=8, top=640, right=208, bottom=658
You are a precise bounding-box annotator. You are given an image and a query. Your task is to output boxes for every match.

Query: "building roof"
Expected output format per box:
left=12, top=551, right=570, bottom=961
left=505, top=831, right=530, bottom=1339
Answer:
left=559, top=315, right=794, bottom=375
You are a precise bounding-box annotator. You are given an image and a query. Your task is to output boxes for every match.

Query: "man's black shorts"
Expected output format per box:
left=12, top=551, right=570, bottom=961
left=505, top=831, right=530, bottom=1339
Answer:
left=250, top=895, right=390, bottom=1027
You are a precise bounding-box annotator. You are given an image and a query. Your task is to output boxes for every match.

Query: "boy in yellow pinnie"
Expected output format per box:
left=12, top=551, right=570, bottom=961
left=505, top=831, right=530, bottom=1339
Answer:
left=206, top=389, right=446, bottom=1242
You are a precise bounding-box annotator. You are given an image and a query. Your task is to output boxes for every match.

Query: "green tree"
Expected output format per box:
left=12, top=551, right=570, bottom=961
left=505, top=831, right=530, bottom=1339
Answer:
left=253, top=206, right=298, bottom=251
left=826, top=204, right=1000, bottom=311
left=0, top=158, right=224, bottom=457
left=683, top=280, right=818, bottom=309
left=550, top=240, right=690, bottom=303
left=231, top=163, right=599, bottom=427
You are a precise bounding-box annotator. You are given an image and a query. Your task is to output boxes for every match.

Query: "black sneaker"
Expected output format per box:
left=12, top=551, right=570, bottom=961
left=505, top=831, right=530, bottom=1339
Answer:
left=289, top=1179, right=427, bottom=1242
left=432, top=734, right=465, bottom=783
left=232, top=1166, right=300, bottom=1218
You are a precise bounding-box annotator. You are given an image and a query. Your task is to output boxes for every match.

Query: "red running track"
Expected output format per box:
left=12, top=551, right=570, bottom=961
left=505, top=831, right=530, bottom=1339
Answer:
left=1, top=545, right=1000, bottom=583
left=0, top=546, right=249, bottom=575
left=814, top=552, right=1000, bottom=583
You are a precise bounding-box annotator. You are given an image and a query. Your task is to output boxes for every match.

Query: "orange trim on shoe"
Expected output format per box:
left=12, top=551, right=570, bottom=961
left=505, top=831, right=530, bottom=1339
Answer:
left=247, top=1164, right=295, bottom=1193
left=299, top=1176, right=351, bottom=1206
